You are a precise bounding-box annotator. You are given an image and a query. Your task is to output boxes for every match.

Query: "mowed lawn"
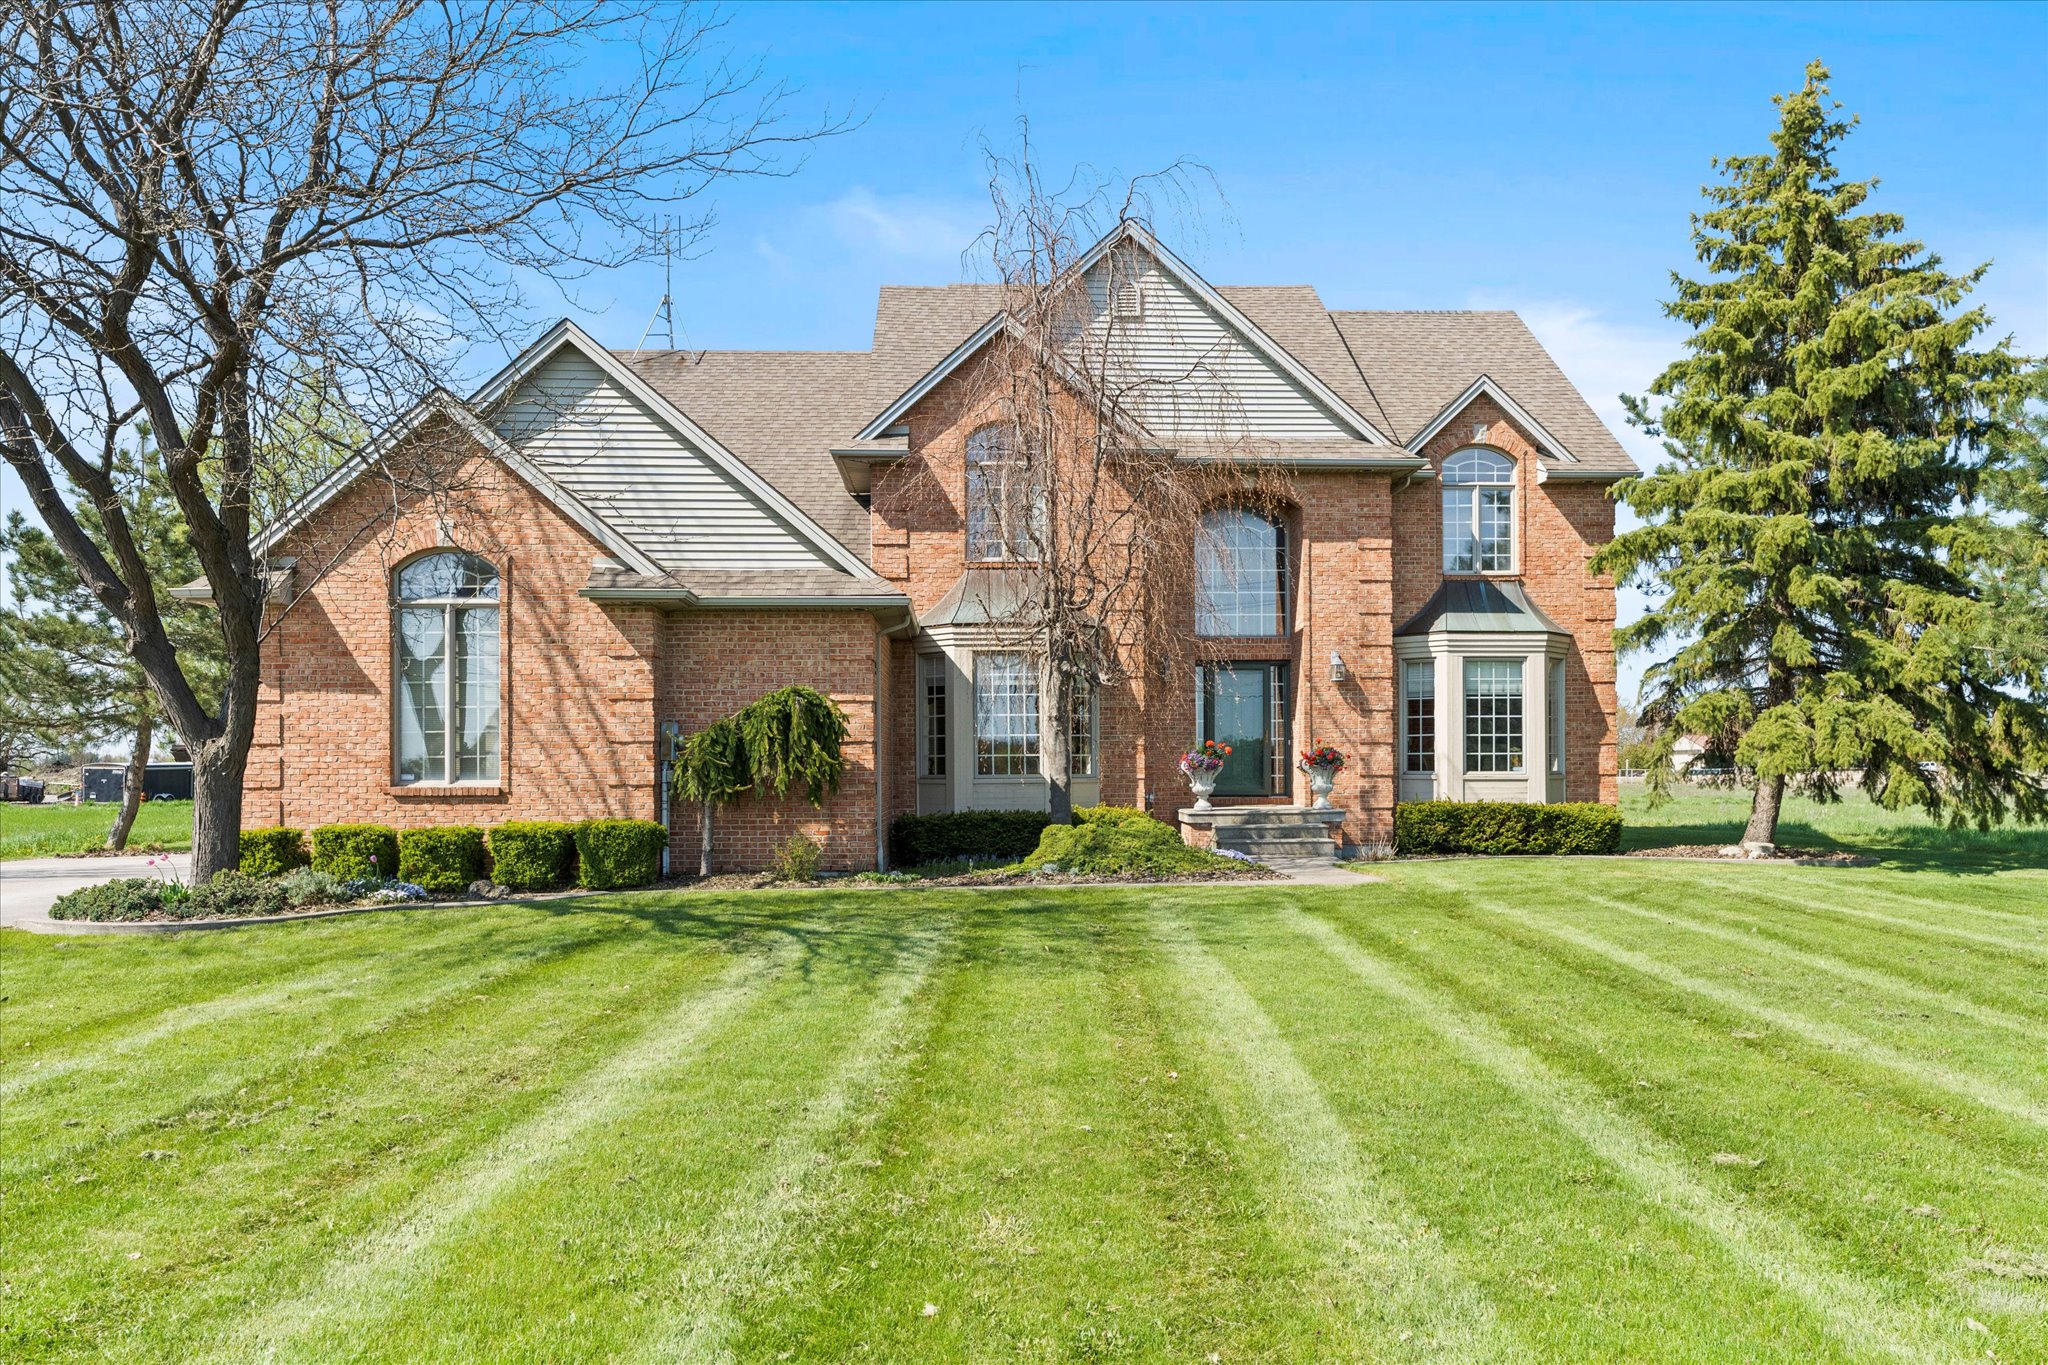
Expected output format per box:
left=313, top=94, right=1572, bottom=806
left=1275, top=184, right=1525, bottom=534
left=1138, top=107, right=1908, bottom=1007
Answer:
left=5, top=801, right=2045, bottom=1361
left=0, top=800, right=194, bottom=861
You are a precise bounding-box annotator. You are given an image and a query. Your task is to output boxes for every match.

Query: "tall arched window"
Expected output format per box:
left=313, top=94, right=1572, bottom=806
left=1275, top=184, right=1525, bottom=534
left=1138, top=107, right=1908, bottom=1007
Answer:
left=965, top=424, right=1045, bottom=561
left=394, top=552, right=500, bottom=784
left=1197, top=507, right=1288, bottom=637
left=1442, top=448, right=1515, bottom=573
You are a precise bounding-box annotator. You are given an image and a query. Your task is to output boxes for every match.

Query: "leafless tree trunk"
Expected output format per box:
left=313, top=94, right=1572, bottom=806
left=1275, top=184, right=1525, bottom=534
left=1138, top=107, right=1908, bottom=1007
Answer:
left=105, top=705, right=152, bottom=851
left=0, top=1, right=838, bottom=877
left=891, top=131, right=1286, bottom=821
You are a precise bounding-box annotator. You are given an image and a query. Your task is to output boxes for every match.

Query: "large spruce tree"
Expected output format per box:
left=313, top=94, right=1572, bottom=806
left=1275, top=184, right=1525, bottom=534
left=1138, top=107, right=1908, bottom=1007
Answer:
left=1598, top=62, right=2048, bottom=847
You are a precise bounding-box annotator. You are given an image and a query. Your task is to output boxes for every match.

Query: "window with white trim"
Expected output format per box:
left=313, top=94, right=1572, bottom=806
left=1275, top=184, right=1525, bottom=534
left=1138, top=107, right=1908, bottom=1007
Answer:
left=965, top=425, right=1045, bottom=561
left=1402, top=659, right=1435, bottom=774
left=919, top=654, right=948, bottom=778
left=972, top=653, right=1094, bottom=778
left=1442, top=448, right=1515, bottom=573
left=1196, top=507, right=1288, bottom=637
left=1463, top=658, right=1524, bottom=774
left=394, top=552, right=500, bottom=785
left=1548, top=658, right=1566, bottom=776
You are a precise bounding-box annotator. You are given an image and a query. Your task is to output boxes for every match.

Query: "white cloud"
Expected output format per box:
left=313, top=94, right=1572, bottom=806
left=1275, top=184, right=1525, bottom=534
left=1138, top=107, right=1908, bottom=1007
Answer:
left=812, top=187, right=985, bottom=270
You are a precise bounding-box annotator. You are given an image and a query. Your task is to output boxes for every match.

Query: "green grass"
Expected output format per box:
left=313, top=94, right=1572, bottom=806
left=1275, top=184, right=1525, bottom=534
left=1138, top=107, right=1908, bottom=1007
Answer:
left=5, top=800, right=2045, bottom=1362
left=1620, top=783, right=2043, bottom=872
left=0, top=800, right=193, bottom=861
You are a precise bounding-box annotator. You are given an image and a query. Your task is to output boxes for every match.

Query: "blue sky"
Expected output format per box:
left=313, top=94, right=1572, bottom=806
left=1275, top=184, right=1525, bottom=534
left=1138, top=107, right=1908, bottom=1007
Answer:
left=6, top=1, right=2045, bottom=700
left=508, top=0, right=2048, bottom=701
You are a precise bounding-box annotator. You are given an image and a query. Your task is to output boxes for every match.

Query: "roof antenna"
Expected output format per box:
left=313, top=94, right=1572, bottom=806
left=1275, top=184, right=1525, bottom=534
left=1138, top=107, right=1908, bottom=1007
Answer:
left=635, top=216, right=678, bottom=352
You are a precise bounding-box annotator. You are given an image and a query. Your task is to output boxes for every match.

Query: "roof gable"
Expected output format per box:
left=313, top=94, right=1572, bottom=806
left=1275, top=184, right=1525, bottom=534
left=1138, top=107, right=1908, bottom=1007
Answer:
left=856, top=222, right=1391, bottom=446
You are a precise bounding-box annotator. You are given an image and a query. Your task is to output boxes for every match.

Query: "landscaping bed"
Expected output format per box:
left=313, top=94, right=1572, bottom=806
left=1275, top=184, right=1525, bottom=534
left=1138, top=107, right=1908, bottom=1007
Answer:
left=1624, top=843, right=1879, bottom=866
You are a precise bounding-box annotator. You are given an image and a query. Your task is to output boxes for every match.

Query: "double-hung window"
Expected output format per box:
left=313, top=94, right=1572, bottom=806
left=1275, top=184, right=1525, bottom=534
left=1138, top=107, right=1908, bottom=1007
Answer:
left=965, top=425, right=1045, bottom=561
left=1402, top=659, right=1436, bottom=774
left=1442, top=448, right=1515, bottom=573
left=394, top=552, right=500, bottom=785
left=1462, top=659, right=1524, bottom=774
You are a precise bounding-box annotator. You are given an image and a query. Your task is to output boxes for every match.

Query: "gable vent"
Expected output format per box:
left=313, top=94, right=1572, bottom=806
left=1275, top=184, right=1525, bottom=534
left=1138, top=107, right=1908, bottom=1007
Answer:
left=1111, top=279, right=1143, bottom=320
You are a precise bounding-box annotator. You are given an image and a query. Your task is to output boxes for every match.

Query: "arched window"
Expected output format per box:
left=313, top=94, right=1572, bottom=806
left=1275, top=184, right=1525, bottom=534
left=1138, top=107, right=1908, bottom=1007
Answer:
left=1197, top=507, right=1288, bottom=637
left=965, top=425, right=1044, bottom=561
left=1442, top=448, right=1515, bottom=573
left=394, top=552, right=500, bottom=784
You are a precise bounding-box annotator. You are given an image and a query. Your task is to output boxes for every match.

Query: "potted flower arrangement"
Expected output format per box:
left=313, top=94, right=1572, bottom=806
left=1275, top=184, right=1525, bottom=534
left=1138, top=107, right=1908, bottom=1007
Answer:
left=1298, top=742, right=1346, bottom=810
left=1178, top=739, right=1232, bottom=810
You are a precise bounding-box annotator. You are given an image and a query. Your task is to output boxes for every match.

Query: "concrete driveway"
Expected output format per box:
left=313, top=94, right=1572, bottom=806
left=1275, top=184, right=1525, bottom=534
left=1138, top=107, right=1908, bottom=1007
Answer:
left=0, top=852, right=193, bottom=932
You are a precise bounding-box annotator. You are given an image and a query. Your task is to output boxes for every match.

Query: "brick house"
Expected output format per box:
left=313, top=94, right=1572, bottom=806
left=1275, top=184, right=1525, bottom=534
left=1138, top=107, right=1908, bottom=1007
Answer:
left=239, top=223, right=1633, bottom=871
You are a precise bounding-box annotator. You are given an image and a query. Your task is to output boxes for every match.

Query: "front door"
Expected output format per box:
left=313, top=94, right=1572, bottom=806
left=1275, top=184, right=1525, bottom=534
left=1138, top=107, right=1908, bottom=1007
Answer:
left=1198, top=663, right=1290, bottom=796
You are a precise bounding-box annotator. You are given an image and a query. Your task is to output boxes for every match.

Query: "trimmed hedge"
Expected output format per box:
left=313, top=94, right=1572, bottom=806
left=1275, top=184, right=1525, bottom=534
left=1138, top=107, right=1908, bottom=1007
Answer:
left=488, top=821, right=579, bottom=891
left=239, top=827, right=308, bottom=878
left=888, top=809, right=1053, bottom=867
left=399, top=825, right=488, bottom=892
left=310, top=823, right=400, bottom=880
left=573, top=818, right=666, bottom=889
left=1394, top=800, right=1623, bottom=857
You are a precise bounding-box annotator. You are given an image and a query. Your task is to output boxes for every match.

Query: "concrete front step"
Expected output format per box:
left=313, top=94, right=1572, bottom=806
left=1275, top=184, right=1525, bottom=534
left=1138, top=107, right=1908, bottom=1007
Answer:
left=1218, top=836, right=1337, bottom=859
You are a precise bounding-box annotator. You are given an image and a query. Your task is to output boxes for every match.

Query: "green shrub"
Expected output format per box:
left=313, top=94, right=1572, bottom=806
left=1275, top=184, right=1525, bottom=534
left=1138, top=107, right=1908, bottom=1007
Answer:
left=889, top=809, right=1053, bottom=867
left=278, top=866, right=348, bottom=907
left=1394, top=801, right=1623, bottom=857
left=1073, top=805, right=1155, bottom=828
left=1018, top=812, right=1241, bottom=878
left=488, top=821, right=580, bottom=891
left=310, top=823, right=400, bottom=880
left=573, top=818, right=666, bottom=889
left=188, top=869, right=290, bottom=918
left=768, top=832, right=822, bottom=882
left=398, top=825, right=488, bottom=892
left=238, top=827, right=308, bottom=878
left=50, top=877, right=171, bottom=921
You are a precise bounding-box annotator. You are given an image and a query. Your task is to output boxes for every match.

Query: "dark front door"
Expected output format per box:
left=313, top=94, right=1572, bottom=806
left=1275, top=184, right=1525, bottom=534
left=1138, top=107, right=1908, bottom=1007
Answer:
left=1199, top=663, right=1290, bottom=796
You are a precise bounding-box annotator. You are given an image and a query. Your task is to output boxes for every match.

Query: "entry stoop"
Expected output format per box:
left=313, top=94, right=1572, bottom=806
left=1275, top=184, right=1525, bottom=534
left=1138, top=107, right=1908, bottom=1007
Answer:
left=1177, top=806, right=1346, bottom=868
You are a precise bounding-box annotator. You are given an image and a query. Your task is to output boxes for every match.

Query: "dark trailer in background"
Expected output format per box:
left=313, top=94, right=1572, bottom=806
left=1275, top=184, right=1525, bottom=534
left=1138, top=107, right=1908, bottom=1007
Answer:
left=80, top=763, right=194, bottom=802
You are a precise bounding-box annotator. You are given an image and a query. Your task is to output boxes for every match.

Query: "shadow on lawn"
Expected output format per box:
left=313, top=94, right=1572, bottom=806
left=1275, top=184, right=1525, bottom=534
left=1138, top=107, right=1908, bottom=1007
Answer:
left=1620, top=815, right=2048, bottom=876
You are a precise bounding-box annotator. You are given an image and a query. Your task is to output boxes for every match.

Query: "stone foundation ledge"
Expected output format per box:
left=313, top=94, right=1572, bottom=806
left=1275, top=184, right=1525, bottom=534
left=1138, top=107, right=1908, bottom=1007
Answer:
left=1176, top=805, right=1346, bottom=851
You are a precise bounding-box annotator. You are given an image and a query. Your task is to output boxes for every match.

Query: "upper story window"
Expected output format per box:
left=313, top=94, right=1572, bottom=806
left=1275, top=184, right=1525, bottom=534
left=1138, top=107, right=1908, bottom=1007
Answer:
left=394, top=552, right=500, bottom=785
left=965, top=425, right=1045, bottom=561
left=1196, top=507, right=1288, bottom=637
left=1442, top=448, right=1515, bottom=574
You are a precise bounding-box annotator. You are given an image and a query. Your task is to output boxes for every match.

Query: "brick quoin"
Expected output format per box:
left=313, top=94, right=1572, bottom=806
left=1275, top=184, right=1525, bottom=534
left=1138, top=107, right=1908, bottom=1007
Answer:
left=257, top=383, right=1618, bottom=870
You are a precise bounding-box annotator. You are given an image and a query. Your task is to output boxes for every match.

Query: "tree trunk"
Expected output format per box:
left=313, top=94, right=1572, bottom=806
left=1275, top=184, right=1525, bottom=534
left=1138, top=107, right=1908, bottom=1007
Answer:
left=1041, top=660, right=1074, bottom=824
left=105, top=709, right=152, bottom=851
left=699, top=802, right=714, bottom=878
left=1742, top=773, right=1784, bottom=849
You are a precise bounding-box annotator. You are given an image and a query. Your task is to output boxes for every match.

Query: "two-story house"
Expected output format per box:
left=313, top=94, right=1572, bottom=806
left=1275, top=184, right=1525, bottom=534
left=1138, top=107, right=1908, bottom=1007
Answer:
left=242, top=223, right=1632, bottom=870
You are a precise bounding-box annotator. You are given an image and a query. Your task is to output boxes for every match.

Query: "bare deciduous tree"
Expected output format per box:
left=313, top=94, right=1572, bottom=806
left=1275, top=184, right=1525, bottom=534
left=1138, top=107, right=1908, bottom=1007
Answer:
left=889, top=138, right=1290, bottom=821
left=0, top=0, right=838, bottom=877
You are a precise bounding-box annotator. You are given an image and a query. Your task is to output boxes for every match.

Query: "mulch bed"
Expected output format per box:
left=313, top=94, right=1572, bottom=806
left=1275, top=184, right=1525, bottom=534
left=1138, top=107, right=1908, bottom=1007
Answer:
left=1624, top=844, right=1878, bottom=867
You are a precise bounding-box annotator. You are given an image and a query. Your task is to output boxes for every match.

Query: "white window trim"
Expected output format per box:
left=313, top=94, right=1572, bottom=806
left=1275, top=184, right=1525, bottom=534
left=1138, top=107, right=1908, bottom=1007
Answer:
left=391, top=556, right=503, bottom=788
left=1548, top=658, right=1567, bottom=777
left=1440, top=447, right=1518, bottom=576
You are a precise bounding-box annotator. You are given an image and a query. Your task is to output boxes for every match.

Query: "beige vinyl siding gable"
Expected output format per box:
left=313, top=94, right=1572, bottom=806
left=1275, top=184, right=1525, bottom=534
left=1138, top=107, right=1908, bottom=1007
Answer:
left=490, top=347, right=841, bottom=571
left=1080, top=252, right=1352, bottom=440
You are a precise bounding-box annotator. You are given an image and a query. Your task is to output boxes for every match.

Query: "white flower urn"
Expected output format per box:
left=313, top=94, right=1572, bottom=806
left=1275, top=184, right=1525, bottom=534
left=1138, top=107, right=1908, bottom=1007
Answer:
left=1186, top=769, right=1218, bottom=811
left=1304, top=763, right=1339, bottom=811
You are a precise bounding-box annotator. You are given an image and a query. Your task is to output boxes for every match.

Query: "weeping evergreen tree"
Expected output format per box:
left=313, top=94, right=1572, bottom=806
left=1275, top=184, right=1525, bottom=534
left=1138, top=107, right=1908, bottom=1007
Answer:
left=671, top=686, right=849, bottom=876
left=1597, top=62, right=2048, bottom=847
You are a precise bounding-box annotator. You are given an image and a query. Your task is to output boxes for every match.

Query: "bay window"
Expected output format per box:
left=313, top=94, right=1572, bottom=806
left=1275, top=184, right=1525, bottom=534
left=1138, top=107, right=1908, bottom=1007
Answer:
left=1402, top=659, right=1435, bottom=774
left=972, top=652, right=1093, bottom=777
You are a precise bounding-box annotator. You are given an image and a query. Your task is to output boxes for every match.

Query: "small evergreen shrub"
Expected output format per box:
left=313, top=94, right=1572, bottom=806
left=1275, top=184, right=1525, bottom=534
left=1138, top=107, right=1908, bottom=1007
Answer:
left=1394, top=801, right=1623, bottom=857
left=311, top=823, right=400, bottom=880
left=768, top=832, right=822, bottom=882
left=1019, top=812, right=1241, bottom=878
left=488, top=821, right=580, bottom=890
left=1073, top=805, right=1156, bottom=829
left=188, top=869, right=290, bottom=918
left=239, top=827, right=308, bottom=878
left=573, top=819, right=666, bottom=889
left=278, top=867, right=348, bottom=907
left=889, top=810, right=1053, bottom=867
left=50, top=877, right=172, bottom=921
left=398, top=825, right=487, bottom=892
